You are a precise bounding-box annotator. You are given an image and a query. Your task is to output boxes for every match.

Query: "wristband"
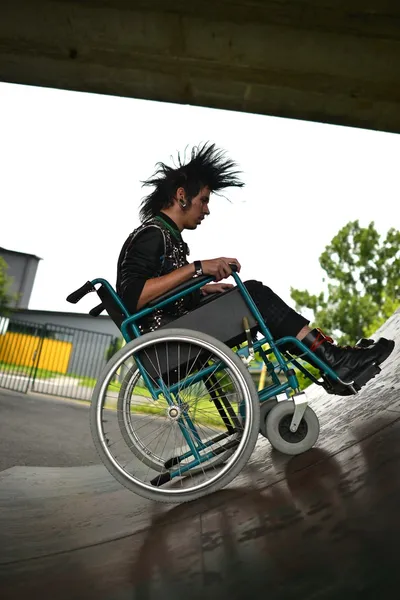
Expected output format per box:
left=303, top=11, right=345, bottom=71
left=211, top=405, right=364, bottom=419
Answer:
left=193, top=260, right=203, bottom=277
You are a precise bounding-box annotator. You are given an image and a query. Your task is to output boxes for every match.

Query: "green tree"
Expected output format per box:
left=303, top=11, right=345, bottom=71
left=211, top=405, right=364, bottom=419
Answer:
left=0, top=257, right=16, bottom=316
left=105, top=336, right=124, bottom=361
left=290, top=221, right=400, bottom=344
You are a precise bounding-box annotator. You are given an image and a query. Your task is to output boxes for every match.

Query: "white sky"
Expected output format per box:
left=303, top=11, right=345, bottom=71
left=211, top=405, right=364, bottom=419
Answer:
left=0, top=81, right=399, bottom=318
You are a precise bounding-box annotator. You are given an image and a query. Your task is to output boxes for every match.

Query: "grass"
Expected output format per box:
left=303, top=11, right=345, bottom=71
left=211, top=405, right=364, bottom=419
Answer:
left=104, top=377, right=237, bottom=429
left=0, top=362, right=106, bottom=386
left=0, top=362, right=115, bottom=392
left=124, top=398, right=231, bottom=429
left=0, top=362, right=57, bottom=380
left=78, top=375, right=99, bottom=389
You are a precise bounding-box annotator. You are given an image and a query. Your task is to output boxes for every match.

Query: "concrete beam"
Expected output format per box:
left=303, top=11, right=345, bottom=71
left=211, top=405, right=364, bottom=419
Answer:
left=1, top=0, right=399, bottom=133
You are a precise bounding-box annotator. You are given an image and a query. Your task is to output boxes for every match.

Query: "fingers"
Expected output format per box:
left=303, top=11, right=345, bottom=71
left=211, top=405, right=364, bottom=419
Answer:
left=201, top=257, right=241, bottom=280
left=209, top=259, right=229, bottom=281
left=219, top=260, right=231, bottom=280
left=223, top=258, right=241, bottom=273
left=203, top=283, right=234, bottom=295
left=218, top=283, right=234, bottom=291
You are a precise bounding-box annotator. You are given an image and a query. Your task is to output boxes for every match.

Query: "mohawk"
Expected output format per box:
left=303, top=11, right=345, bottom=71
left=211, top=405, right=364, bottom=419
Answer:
left=139, top=142, right=244, bottom=221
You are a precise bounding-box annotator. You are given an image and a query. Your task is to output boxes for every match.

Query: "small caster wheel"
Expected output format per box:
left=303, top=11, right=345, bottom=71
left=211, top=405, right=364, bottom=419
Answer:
left=265, top=401, right=320, bottom=455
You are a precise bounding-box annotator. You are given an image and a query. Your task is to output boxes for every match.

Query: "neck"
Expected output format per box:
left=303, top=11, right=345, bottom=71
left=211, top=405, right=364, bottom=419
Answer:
left=160, top=207, right=185, bottom=232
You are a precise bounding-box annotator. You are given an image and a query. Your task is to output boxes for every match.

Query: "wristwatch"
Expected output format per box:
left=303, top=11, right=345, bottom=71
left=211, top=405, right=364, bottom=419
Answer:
left=193, top=260, right=203, bottom=277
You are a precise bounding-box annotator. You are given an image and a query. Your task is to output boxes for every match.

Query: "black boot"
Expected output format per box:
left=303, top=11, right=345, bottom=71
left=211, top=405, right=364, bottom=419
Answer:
left=299, top=328, right=395, bottom=395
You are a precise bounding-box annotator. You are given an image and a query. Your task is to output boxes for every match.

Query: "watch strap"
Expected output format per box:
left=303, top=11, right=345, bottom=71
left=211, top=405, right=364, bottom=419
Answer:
left=193, top=260, right=203, bottom=277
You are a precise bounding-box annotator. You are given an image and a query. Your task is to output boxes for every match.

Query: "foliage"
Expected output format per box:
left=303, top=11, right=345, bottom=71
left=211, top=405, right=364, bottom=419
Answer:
left=105, top=336, right=124, bottom=361
left=0, top=257, right=16, bottom=315
left=290, top=221, right=400, bottom=344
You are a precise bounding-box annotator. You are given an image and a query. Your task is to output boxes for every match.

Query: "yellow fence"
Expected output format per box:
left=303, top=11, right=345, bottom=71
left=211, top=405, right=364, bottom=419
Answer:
left=0, top=332, right=72, bottom=373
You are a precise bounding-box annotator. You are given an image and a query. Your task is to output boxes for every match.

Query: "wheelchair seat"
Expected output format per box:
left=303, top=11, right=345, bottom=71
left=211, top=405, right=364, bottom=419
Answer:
left=158, top=286, right=258, bottom=348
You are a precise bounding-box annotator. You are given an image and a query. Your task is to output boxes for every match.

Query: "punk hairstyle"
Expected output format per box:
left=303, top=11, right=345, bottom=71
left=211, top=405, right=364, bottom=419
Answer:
left=139, top=142, right=244, bottom=221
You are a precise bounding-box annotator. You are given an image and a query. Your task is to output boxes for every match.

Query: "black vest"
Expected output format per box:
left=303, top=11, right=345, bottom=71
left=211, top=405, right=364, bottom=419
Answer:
left=127, top=216, right=199, bottom=333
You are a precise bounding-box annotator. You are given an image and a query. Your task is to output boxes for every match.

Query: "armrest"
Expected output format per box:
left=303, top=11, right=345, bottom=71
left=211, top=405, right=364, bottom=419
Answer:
left=147, top=275, right=211, bottom=308
left=89, top=303, right=105, bottom=317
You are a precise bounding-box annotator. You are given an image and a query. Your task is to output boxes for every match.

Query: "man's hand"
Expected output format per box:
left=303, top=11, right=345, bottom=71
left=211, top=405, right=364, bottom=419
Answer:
left=201, top=283, right=234, bottom=295
left=200, top=257, right=241, bottom=282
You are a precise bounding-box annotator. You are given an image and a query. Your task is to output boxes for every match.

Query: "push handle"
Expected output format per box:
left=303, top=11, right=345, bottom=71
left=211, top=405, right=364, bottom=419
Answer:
left=228, top=262, right=238, bottom=272
left=66, top=281, right=95, bottom=304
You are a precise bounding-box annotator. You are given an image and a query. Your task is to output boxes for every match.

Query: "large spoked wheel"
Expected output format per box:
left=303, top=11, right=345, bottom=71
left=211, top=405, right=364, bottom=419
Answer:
left=117, top=366, right=239, bottom=474
left=265, top=401, right=320, bottom=456
left=90, top=328, right=260, bottom=504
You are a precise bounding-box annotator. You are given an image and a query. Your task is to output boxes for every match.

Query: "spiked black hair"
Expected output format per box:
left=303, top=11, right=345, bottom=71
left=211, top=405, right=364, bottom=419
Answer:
left=139, top=142, right=244, bottom=221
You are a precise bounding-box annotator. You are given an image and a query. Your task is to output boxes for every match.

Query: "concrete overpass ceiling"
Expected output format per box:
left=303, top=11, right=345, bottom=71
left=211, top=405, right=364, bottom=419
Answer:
left=0, top=0, right=399, bottom=133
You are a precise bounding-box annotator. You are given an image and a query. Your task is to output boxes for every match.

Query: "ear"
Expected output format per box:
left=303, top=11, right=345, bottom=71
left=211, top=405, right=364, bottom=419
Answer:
left=176, top=186, right=187, bottom=208
left=176, top=187, right=187, bottom=202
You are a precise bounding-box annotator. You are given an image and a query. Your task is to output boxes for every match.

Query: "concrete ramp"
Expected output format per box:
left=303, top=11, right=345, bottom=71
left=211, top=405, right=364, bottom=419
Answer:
left=1, top=309, right=399, bottom=600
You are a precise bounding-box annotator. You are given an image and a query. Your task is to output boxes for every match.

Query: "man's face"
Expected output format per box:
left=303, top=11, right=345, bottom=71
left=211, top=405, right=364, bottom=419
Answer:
left=183, top=186, right=211, bottom=230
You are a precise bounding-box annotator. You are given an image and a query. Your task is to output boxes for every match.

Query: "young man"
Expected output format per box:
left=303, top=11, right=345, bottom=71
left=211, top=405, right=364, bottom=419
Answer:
left=116, top=143, right=394, bottom=392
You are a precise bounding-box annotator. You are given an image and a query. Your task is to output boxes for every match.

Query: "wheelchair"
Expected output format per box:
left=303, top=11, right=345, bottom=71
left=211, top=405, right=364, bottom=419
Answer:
left=67, top=266, right=376, bottom=504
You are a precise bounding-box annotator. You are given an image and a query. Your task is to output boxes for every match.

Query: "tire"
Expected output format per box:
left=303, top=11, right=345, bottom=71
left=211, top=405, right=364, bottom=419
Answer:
left=90, top=328, right=260, bottom=504
left=265, top=401, right=319, bottom=455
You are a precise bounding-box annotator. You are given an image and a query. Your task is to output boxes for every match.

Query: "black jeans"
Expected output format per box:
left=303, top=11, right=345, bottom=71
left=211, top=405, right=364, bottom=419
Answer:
left=244, top=280, right=309, bottom=339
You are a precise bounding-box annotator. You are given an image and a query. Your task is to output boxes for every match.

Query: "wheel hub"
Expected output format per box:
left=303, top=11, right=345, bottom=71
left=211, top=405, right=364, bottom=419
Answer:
left=168, top=405, right=181, bottom=421
left=278, top=414, right=308, bottom=443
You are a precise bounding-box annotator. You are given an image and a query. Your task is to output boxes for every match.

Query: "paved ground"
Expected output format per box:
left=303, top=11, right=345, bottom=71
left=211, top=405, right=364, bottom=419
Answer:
left=0, top=308, right=399, bottom=600
left=0, top=391, right=99, bottom=470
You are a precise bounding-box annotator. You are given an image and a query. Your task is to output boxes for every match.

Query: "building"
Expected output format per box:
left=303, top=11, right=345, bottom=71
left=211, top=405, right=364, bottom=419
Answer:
left=0, top=246, right=118, bottom=337
left=0, top=248, right=120, bottom=398
left=0, top=247, right=42, bottom=309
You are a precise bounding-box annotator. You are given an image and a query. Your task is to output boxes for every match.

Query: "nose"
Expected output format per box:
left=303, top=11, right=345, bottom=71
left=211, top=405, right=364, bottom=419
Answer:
left=203, top=205, right=210, bottom=216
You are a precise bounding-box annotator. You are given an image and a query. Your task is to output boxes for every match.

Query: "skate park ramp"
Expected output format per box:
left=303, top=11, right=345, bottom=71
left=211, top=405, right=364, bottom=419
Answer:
left=0, top=309, right=399, bottom=600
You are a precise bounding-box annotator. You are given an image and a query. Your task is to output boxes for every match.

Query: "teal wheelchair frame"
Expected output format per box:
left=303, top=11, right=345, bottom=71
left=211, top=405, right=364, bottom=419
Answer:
left=67, top=267, right=357, bottom=503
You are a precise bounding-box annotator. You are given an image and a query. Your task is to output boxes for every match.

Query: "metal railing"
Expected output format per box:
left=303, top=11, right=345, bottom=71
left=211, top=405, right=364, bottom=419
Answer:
left=0, top=316, right=116, bottom=401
